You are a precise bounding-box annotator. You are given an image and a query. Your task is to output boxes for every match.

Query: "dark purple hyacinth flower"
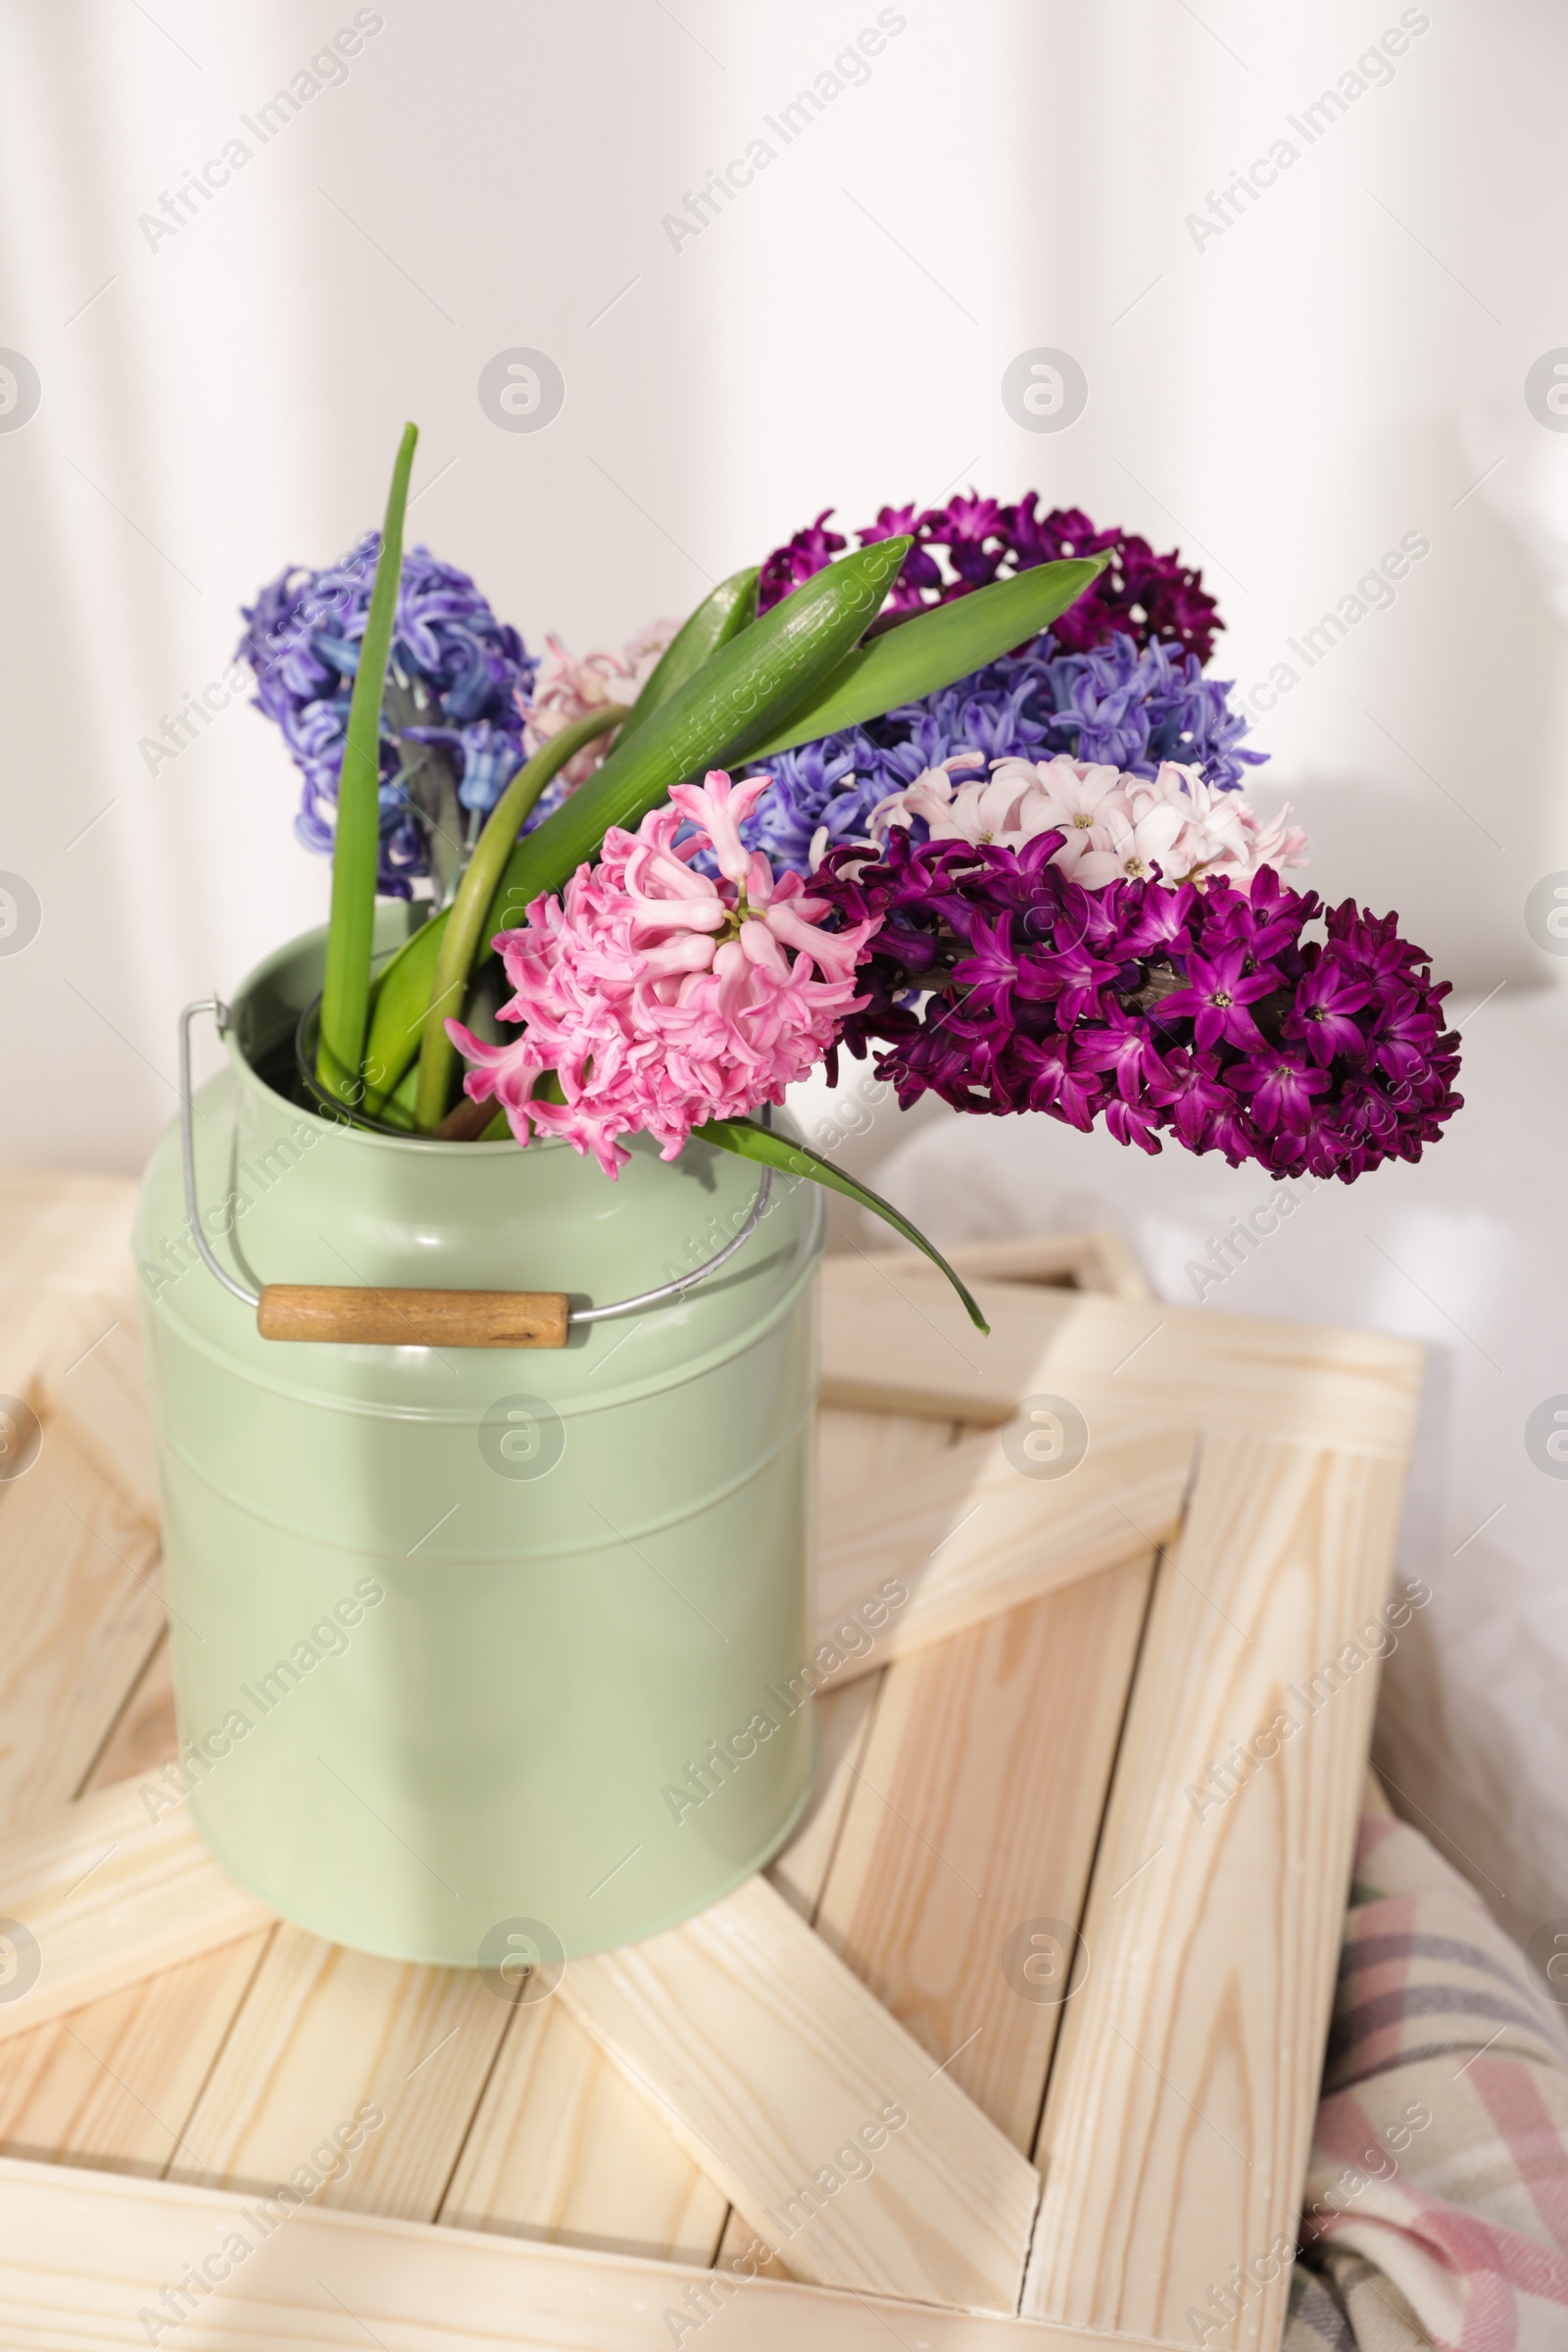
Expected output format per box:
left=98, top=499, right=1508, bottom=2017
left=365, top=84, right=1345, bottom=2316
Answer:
left=237, top=534, right=537, bottom=898
left=759, top=493, right=1221, bottom=662
left=814, top=837, right=1461, bottom=1184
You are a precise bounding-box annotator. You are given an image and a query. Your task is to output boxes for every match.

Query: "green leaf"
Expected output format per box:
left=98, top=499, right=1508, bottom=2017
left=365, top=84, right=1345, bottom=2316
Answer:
left=412, top=703, right=628, bottom=1130
left=317, top=422, right=418, bottom=1103
left=362, top=907, right=447, bottom=1112
left=369, top=1058, right=421, bottom=1132
left=480, top=536, right=911, bottom=942
left=615, top=566, right=759, bottom=748
left=694, top=1116, right=991, bottom=1335
left=741, top=557, right=1109, bottom=760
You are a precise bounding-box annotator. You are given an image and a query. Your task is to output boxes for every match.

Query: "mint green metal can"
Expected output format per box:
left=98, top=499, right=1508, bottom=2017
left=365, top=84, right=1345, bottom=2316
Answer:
left=133, top=916, right=822, bottom=1965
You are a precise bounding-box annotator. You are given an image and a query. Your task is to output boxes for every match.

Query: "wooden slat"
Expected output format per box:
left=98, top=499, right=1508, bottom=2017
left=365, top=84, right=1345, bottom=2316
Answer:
left=172, top=1926, right=513, bottom=2220
left=0, top=1172, right=138, bottom=1399
left=0, top=2154, right=1178, bottom=2352
left=82, top=1634, right=175, bottom=1791
left=30, top=1291, right=159, bottom=1526
left=815, top=1558, right=1155, bottom=2153
left=820, top=1256, right=1423, bottom=1458
left=861, top=1228, right=1154, bottom=1301
left=0, top=1781, right=270, bottom=2044
left=0, top=1218, right=1411, bottom=2345
left=814, top=1414, right=1192, bottom=1680
left=0, top=1934, right=272, bottom=2179
left=439, top=1999, right=729, bottom=2261
left=0, top=1639, right=1041, bottom=2307
left=1023, top=1431, right=1407, bottom=2347
left=557, top=1872, right=1040, bottom=2311
left=0, top=1398, right=273, bottom=2188
left=710, top=1675, right=885, bottom=2283
left=766, top=1675, right=881, bottom=1923
left=0, top=1420, right=165, bottom=1829
left=0, top=1172, right=139, bottom=1286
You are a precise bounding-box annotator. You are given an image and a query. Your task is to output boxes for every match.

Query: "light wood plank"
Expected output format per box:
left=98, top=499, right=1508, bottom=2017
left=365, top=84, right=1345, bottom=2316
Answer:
left=0, top=1173, right=138, bottom=1277
left=815, top=1415, right=1192, bottom=1681
left=820, top=1257, right=1422, bottom=1458
left=1023, top=1431, right=1408, bottom=2348
left=711, top=1677, right=887, bottom=2283
left=0, top=1781, right=270, bottom=2044
left=0, top=2153, right=1179, bottom=2352
left=0, top=1223, right=1409, bottom=2343
left=0, top=1726, right=1043, bottom=2305
left=31, top=1290, right=159, bottom=1526
left=861, top=1229, right=1154, bottom=1301
left=557, top=1872, right=1040, bottom=2311
left=82, top=1635, right=176, bottom=1793
left=815, top=1403, right=957, bottom=1517
left=439, top=1999, right=729, bottom=2262
left=0, top=1171, right=139, bottom=1285
left=172, top=1926, right=513, bottom=2221
left=0, top=1932, right=271, bottom=2178
left=766, top=1677, right=882, bottom=1923
left=0, top=1642, right=287, bottom=2188
left=816, top=1560, right=1155, bottom=2153
left=0, top=1420, right=165, bottom=1830
left=713, top=1411, right=940, bottom=2287
left=0, top=1396, right=271, bottom=2190
left=0, top=1173, right=138, bottom=1398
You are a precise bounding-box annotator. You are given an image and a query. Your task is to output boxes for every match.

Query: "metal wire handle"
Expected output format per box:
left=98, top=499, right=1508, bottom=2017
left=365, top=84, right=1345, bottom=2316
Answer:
left=177, top=1000, right=772, bottom=1333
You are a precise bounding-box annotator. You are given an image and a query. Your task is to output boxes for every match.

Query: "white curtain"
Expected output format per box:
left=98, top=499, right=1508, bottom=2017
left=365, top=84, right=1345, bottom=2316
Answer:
left=2, top=0, right=1565, bottom=1168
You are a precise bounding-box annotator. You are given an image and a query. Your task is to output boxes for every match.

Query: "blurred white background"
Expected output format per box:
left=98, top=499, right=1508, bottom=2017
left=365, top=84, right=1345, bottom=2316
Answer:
left=5, top=0, right=1568, bottom=1162
left=4, top=0, right=1568, bottom=1935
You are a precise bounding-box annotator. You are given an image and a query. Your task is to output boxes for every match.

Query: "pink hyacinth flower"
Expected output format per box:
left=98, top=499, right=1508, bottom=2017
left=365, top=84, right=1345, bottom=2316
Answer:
left=446, top=771, right=880, bottom=1177
left=517, top=620, right=680, bottom=788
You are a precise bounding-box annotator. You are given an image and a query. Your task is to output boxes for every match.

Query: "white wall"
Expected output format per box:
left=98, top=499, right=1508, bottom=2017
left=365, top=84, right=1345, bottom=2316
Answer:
left=3, top=0, right=1567, bottom=1172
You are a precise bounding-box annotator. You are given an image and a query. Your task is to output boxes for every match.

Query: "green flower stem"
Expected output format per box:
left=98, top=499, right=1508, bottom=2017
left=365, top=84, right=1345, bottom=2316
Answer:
left=696, top=1114, right=991, bottom=1334
left=317, top=421, right=417, bottom=1104
left=412, top=703, right=627, bottom=1131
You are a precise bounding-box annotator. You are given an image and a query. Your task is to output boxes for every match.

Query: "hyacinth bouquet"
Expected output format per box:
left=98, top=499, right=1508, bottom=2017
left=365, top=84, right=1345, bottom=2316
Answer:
left=240, top=426, right=1462, bottom=1334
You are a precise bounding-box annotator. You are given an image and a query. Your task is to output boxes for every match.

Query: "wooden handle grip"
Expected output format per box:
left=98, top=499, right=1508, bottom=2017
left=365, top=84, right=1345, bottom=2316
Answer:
left=257, top=1286, right=570, bottom=1348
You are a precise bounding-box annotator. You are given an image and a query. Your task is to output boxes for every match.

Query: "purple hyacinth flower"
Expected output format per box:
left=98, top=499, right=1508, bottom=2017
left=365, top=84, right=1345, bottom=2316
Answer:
left=1155, top=943, right=1277, bottom=1051
left=1075, top=1006, right=1165, bottom=1102
left=1016, top=1033, right=1103, bottom=1130
left=737, top=626, right=1263, bottom=881
left=952, top=911, right=1022, bottom=1025
left=1103, top=1095, right=1164, bottom=1154
left=1145, top=1047, right=1235, bottom=1152
left=1224, top=1050, right=1333, bottom=1133
left=1284, top=955, right=1374, bottom=1065
left=811, top=842, right=1461, bottom=1186
left=758, top=493, right=1223, bottom=664
left=237, top=534, right=536, bottom=897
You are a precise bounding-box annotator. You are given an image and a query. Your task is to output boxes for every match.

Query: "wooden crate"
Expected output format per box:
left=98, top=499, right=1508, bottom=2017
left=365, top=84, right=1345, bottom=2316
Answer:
left=0, top=1173, right=1422, bottom=2350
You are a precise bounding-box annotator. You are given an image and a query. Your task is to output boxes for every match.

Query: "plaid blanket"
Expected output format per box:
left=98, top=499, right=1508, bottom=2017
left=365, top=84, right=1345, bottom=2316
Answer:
left=1278, top=1812, right=1568, bottom=2351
